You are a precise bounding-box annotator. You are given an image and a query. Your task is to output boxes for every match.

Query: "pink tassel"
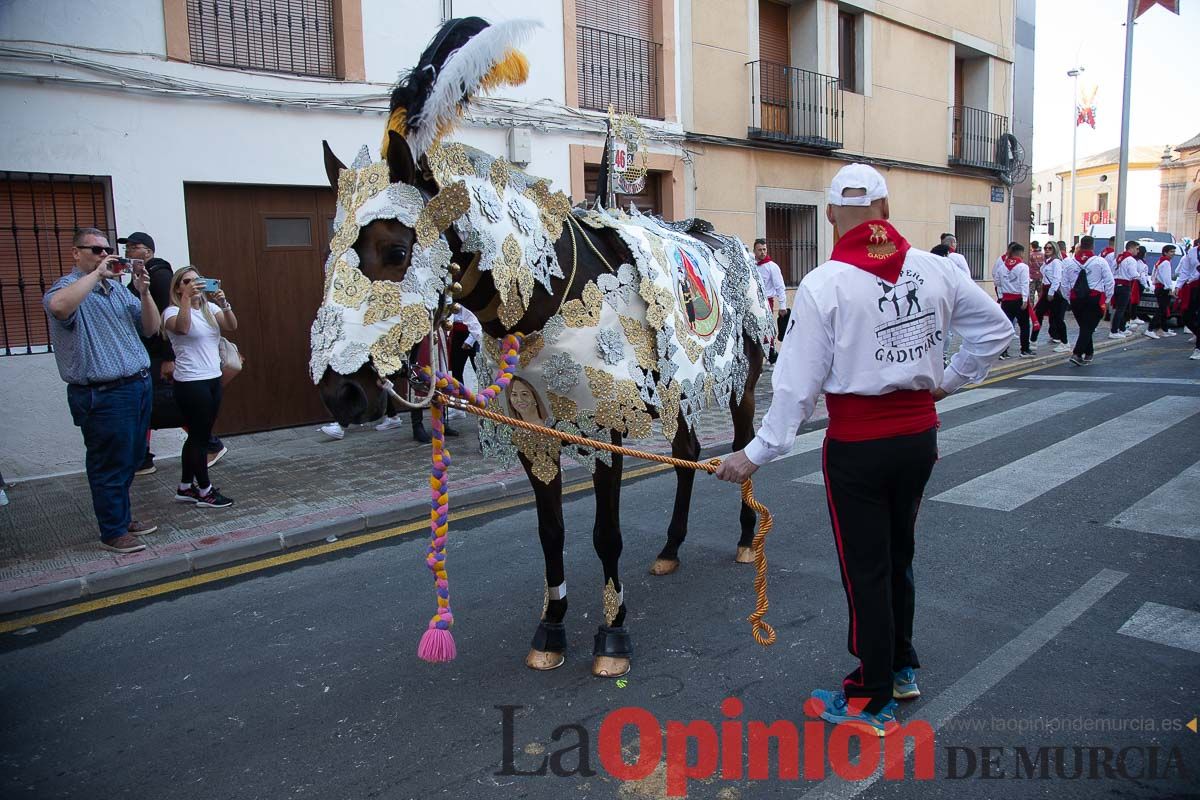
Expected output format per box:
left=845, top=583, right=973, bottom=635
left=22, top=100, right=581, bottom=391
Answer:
left=417, top=627, right=457, bottom=663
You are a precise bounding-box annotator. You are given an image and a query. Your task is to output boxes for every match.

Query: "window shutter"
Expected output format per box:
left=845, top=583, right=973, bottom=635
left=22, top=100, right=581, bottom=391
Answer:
left=186, top=0, right=337, bottom=78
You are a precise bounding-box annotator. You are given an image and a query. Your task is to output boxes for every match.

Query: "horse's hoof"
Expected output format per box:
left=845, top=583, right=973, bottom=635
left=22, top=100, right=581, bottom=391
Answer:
left=525, top=649, right=566, bottom=671
left=734, top=546, right=755, bottom=564
left=592, top=655, right=631, bottom=678
left=649, top=558, right=679, bottom=576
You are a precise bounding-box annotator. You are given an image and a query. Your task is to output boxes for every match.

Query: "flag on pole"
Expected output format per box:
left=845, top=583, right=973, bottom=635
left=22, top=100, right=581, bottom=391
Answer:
left=1076, top=83, right=1098, bottom=129
left=1135, top=0, right=1180, bottom=18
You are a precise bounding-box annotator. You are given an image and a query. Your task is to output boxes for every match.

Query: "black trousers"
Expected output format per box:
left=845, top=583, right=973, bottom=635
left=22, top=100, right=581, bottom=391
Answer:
left=448, top=329, right=478, bottom=384
left=1184, top=283, right=1200, bottom=339
left=1071, top=295, right=1103, bottom=358
left=822, top=428, right=938, bottom=715
left=1150, top=288, right=1172, bottom=332
left=173, top=377, right=222, bottom=489
left=1110, top=284, right=1132, bottom=333
left=999, top=298, right=1030, bottom=353
left=1048, top=294, right=1069, bottom=343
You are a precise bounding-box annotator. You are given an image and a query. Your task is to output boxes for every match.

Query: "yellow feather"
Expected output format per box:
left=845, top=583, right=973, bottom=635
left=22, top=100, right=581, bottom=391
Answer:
left=480, top=49, right=530, bottom=91
left=381, top=107, right=408, bottom=157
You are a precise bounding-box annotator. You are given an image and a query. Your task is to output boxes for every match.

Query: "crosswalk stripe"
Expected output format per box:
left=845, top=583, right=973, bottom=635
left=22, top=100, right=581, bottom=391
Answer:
left=775, top=388, right=1015, bottom=461
left=791, top=391, right=1107, bottom=485
left=932, top=395, right=1200, bottom=511
left=1020, top=375, right=1200, bottom=387
left=1118, top=602, right=1200, bottom=654
left=1107, top=458, right=1200, bottom=540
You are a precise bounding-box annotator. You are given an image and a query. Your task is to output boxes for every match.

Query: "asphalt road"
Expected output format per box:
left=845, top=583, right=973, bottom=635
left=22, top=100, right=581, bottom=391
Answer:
left=2, top=337, right=1198, bottom=800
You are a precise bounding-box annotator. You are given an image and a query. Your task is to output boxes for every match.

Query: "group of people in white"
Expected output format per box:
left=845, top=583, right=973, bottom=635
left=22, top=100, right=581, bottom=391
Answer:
left=989, top=235, right=1200, bottom=367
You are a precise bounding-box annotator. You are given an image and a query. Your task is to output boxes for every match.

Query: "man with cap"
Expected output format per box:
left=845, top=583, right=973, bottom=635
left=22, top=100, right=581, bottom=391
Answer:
left=716, top=164, right=1012, bottom=736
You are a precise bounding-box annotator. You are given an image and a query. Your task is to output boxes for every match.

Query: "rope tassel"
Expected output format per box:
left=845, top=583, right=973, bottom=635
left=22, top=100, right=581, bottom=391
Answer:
left=416, top=334, right=523, bottom=663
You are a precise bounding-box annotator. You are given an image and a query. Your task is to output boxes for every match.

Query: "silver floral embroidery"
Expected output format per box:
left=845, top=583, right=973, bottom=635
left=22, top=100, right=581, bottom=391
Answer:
left=596, top=327, right=625, bottom=365
left=596, top=263, right=639, bottom=309
left=309, top=305, right=344, bottom=381
left=542, top=352, right=583, bottom=393
left=541, top=315, right=567, bottom=344
left=472, top=183, right=504, bottom=223
left=329, top=341, right=370, bottom=375
left=386, top=183, right=425, bottom=226
left=507, top=197, right=538, bottom=236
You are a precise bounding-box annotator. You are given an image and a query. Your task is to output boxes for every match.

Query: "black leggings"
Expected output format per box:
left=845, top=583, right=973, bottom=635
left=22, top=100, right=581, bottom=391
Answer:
left=1150, top=288, right=1172, bottom=332
left=1185, top=283, right=1200, bottom=339
left=822, top=428, right=938, bottom=715
left=1110, top=284, right=1132, bottom=333
left=174, top=377, right=223, bottom=489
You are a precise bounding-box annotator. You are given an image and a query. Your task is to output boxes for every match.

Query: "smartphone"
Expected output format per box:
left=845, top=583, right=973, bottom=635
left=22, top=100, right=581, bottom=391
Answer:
left=199, top=277, right=221, bottom=293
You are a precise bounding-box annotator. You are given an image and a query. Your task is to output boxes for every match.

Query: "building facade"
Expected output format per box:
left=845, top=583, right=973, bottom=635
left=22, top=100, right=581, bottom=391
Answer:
left=1159, top=132, right=1200, bottom=241
left=0, top=0, right=1032, bottom=477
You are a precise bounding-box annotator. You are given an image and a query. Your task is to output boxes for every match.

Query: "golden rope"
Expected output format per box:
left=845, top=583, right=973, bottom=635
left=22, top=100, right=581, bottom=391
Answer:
left=440, top=393, right=777, bottom=647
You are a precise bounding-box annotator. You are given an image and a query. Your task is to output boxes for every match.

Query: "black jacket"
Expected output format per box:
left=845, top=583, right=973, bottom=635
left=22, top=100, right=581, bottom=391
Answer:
left=128, top=257, right=175, bottom=365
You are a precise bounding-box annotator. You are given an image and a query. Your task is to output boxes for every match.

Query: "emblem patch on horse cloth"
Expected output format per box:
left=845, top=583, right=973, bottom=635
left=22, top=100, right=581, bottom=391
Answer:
left=308, top=146, right=460, bottom=384
left=426, top=143, right=774, bottom=483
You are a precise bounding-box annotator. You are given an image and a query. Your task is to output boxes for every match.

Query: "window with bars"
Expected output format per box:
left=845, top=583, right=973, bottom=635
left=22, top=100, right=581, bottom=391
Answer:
left=954, top=215, right=987, bottom=280
left=576, top=0, right=662, bottom=119
left=186, top=0, right=337, bottom=78
left=765, top=202, right=819, bottom=286
left=0, top=173, right=116, bottom=355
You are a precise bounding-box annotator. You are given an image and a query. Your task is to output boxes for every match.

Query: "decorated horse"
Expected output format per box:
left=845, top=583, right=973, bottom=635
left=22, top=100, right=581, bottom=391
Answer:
left=309, top=17, right=775, bottom=678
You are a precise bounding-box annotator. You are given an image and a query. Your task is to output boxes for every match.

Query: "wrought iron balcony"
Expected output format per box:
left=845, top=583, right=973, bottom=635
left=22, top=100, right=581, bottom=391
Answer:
left=747, top=60, right=843, bottom=150
left=576, top=25, right=663, bottom=120
left=949, top=105, right=1010, bottom=170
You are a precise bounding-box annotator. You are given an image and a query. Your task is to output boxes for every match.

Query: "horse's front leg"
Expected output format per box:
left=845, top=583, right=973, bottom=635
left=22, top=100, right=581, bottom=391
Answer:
left=591, top=433, right=631, bottom=678
left=519, top=453, right=568, bottom=671
left=733, top=336, right=765, bottom=564
left=650, top=413, right=700, bottom=576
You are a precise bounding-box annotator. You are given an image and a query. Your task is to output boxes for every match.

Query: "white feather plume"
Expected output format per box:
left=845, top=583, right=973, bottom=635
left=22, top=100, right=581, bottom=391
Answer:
left=407, top=18, right=541, bottom=159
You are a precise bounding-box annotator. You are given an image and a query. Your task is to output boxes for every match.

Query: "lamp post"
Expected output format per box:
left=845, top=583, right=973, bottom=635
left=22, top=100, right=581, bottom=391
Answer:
left=1067, top=67, right=1084, bottom=247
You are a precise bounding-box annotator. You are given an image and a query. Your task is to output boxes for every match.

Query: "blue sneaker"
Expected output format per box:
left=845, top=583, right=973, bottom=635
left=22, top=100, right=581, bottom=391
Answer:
left=893, top=667, right=920, bottom=700
left=809, top=689, right=899, bottom=737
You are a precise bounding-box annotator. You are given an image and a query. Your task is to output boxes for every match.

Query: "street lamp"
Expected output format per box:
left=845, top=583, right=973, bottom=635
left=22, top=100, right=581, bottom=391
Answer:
left=1067, top=67, right=1084, bottom=247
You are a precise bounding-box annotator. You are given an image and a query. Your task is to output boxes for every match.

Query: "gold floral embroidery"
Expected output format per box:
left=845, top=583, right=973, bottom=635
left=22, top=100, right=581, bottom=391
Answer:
left=675, top=312, right=704, bottom=363
left=517, top=331, right=544, bottom=368
left=329, top=212, right=359, bottom=261
left=586, top=366, right=652, bottom=439
left=493, top=234, right=534, bottom=329
left=426, top=142, right=474, bottom=187
left=489, top=157, right=513, bottom=197
left=619, top=315, right=657, bottom=371
left=644, top=230, right=670, bottom=275
left=547, top=391, right=578, bottom=423
left=363, top=281, right=403, bottom=325
left=602, top=578, right=621, bottom=626
left=658, top=379, right=682, bottom=442
left=524, top=179, right=571, bottom=240
left=561, top=281, right=603, bottom=328
left=513, top=427, right=561, bottom=484
left=639, top=278, right=675, bottom=331
left=369, top=306, right=430, bottom=375
left=415, top=180, right=470, bottom=247
left=351, top=162, right=391, bottom=211
left=331, top=262, right=371, bottom=309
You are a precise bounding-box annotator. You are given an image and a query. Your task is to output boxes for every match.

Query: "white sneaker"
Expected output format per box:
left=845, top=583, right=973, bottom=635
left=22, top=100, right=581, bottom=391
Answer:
left=1163, top=330, right=1177, bottom=337
left=320, top=422, right=345, bottom=440
left=446, top=407, right=466, bottom=421
left=1190, top=350, right=1200, bottom=361
left=375, top=414, right=406, bottom=431
left=1143, top=330, right=1160, bottom=339
left=1053, top=344, right=1070, bottom=353
left=1107, top=332, right=1125, bottom=340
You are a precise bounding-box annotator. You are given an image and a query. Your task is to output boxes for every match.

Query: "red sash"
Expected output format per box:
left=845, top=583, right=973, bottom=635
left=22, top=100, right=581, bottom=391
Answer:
left=825, top=390, right=938, bottom=443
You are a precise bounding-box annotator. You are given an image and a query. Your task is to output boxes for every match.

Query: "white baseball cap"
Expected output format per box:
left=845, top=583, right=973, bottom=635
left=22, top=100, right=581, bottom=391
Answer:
left=827, top=163, right=888, bottom=207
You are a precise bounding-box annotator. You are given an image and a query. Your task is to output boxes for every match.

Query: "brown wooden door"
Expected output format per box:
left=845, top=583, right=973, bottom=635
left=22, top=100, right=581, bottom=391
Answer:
left=758, top=0, right=791, bottom=134
left=183, top=183, right=335, bottom=435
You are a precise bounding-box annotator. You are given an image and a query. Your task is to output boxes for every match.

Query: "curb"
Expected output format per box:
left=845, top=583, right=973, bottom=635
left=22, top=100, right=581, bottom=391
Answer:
left=0, top=441, right=739, bottom=619
left=0, top=335, right=1145, bottom=620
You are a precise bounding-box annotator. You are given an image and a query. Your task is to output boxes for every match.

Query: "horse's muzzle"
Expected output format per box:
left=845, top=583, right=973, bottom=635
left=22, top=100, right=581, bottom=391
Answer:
left=318, top=367, right=385, bottom=425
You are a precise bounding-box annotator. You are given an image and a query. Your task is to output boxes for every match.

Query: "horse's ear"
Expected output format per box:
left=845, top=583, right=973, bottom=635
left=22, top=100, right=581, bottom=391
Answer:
left=322, top=140, right=345, bottom=191
left=386, top=130, right=420, bottom=186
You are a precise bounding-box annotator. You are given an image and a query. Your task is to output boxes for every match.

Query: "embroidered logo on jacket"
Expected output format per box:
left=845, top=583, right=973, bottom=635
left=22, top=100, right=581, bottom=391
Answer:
left=873, top=268, right=941, bottom=363
left=867, top=223, right=898, bottom=260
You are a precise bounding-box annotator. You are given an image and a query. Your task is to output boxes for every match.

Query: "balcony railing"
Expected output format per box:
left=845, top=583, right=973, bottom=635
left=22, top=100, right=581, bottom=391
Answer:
left=747, top=60, right=843, bottom=150
left=576, top=26, right=662, bottom=120
left=949, top=105, right=1010, bottom=170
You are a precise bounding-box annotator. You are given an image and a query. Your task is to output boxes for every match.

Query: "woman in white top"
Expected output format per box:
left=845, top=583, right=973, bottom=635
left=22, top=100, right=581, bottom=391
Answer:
left=162, top=267, right=238, bottom=508
left=1032, top=241, right=1068, bottom=351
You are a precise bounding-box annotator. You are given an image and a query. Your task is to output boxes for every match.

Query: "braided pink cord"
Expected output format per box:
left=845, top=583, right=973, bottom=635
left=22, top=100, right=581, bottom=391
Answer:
left=416, top=334, right=523, bottom=663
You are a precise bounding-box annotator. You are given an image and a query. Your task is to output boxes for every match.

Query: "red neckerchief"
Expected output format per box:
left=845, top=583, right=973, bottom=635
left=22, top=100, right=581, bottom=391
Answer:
left=755, top=256, right=770, bottom=266
left=1002, top=254, right=1023, bottom=271
left=1075, top=249, right=1094, bottom=265
left=1155, top=255, right=1171, bottom=267
left=1100, top=246, right=1114, bottom=258
left=830, top=219, right=911, bottom=284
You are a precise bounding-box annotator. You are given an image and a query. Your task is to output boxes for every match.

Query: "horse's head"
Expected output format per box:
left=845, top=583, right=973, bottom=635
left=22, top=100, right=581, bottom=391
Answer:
left=311, top=131, right=467, bottom=425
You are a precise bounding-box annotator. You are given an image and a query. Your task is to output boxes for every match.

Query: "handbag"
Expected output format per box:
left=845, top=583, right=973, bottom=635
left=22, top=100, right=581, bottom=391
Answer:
left=218, top=337, right=243, bottom=372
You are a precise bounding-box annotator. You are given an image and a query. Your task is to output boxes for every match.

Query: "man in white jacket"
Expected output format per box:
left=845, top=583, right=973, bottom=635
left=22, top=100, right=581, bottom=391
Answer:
left=1059, top=235, right=1115, bottom=366
left=716, top=164, right=1012, bottom=737
left=991, top=242, right=1032, bottom=358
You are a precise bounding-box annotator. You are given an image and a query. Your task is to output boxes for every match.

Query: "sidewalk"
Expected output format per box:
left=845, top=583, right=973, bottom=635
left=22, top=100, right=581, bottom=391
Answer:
left=0, top=323, right=1144, bottom=615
